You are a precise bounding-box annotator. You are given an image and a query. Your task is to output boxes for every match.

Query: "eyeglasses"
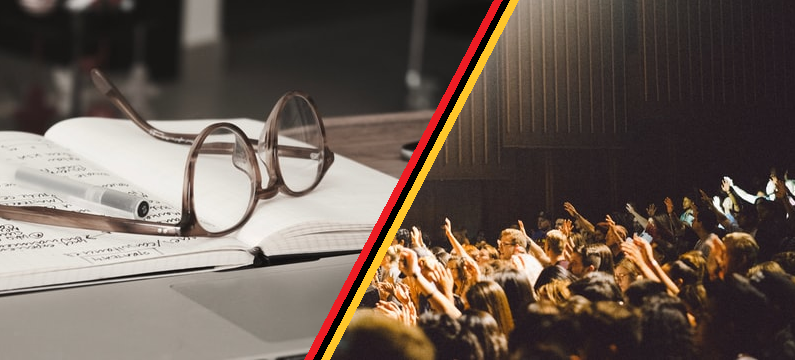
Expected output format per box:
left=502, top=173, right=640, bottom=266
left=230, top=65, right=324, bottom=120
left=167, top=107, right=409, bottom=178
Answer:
left=0, top=69, right=334, bottom=237
left=497, top=240, right=517, bottom=247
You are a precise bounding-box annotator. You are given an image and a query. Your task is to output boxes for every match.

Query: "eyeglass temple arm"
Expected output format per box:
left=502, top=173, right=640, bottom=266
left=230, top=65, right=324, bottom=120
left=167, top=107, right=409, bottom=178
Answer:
left=90, top=68, right=198, bottom=145
left=0, top=205, right=184, bottom=236
left=93, top=68, right=333, bottom=167
left=201, top=141, right=332, bottom=163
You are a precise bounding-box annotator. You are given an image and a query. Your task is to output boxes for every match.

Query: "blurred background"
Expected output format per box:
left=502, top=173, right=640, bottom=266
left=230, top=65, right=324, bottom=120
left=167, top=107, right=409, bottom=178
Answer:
left=0, top=0, right=491, bottom=134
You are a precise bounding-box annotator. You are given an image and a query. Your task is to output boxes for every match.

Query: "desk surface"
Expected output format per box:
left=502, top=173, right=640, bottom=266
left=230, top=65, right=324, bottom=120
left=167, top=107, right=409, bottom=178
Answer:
left=323, top=110, right=432, bottom=178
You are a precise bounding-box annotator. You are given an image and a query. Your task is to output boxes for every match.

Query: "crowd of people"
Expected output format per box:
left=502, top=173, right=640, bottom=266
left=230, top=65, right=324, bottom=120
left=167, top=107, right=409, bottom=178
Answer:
left=333, top=174, right=795, bottom=360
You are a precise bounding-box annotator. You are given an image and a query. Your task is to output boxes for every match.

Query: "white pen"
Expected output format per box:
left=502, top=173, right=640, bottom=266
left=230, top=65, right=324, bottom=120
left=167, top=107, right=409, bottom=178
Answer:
left=14, top=166, right=150, bottom=219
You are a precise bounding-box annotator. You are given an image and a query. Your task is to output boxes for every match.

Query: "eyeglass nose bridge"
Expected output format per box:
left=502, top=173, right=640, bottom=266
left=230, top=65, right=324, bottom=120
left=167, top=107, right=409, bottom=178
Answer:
left=255, top=186, right=280, bottom=201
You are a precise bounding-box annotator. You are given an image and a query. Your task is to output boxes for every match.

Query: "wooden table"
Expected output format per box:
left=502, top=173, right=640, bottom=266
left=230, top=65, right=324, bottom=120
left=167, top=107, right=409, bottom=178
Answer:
left=323, top=110, right=433, bottom=178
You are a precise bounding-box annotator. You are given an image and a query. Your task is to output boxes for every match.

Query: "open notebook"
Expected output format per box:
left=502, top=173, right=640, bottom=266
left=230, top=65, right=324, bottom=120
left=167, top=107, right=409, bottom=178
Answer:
left=0, top=117, right=396, bottom=293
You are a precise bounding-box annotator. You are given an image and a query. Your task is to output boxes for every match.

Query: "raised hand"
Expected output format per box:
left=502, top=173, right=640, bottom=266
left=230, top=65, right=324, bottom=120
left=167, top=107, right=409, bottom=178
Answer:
left=621, top=236, right=660, bottom=282
left=410, top=226, right=426, bottom=249
left=774, top=176, right=788, bottom=200
left=393, top=282, right=412, bottom=305
left=563, top=202, right=579, bottom=218
left=560, top=219, right=573, bottom=237
left=626, top=203, right=637, bottom=215
left=605, top=214, right=620, bottom=246
left=606, top=214, right=616, bottom=228
left=632, top=234, right=654, bottom=264
left=444, top=218, right=453, bottom=237
left=461, top=256, right=481, bottom=284
left=563, top=239, right=573, bottom=262
left=646, top=203, right=657, bottom=217
left=375, top=300, right=416, bottom=326
left=706, top=236, right=726, bottom=281
left=399, top=248, right=421, bottom=277
left=664, top=197, right=674, bottom=214
left=428, top=261, right=454, bottom=299
left=721, top=177, right=732, bottom=194
left=699, top=189, right=711, bottom=204
left=374, top=300, right=402, bottom=320
left=518, top=219, right=527, bottom=237
left=621, top=239, right=643, bottom=266
left=376, top=281, right=395, bottom=301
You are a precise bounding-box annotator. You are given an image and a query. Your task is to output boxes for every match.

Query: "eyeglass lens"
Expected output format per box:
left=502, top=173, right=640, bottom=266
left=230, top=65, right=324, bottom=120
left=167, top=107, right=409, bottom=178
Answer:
left=193, top=127, right=256, bottom=233
left=262, top=96, right=325, bottom=193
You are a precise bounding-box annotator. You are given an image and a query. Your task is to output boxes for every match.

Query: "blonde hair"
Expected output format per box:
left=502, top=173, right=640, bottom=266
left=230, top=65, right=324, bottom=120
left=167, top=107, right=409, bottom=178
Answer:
left=536, top=279, right=572, bottom=305
left=466, top=280, right=515, bottom=334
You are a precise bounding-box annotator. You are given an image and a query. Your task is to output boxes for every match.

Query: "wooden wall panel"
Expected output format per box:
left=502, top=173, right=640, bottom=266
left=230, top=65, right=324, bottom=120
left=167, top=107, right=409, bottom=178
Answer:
left=500, top=0, right=629, bottom=149
left=638, top=0, right=795, bottom=106
left=428, top=48, right=505, bottom=180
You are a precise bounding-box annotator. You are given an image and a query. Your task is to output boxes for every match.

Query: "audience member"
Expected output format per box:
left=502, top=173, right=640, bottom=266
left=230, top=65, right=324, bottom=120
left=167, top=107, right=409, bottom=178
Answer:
left=568, top=271, right=623, bottom=303
left=614, top=258, right=640, bottom=293
left=569, top=243, right=614, bottom=278
left=335, top=309, right=435, bottom=360
left=465, top=280, right=515, bottom=335
left=458, top=310, right=508, bottom=360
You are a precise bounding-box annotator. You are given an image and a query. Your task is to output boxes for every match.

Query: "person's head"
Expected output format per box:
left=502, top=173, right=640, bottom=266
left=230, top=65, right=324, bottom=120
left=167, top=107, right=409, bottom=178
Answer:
left=647, top=214, right=676, bottom=244
left=678, top=250, right=707, bottom=283
left=462, top=244, right=480, bottom=260
left=623, top=279, right=668, bottom=307
left=534, top=264, right=577, bottom=292
left=475, top=243, right=499, bottom=266
left=755, top=197, right=784, bottom=223
left=445, top=256, right=468, bottom=293
left=458, top=310, right=508, bottom=360
left=569, top=243, right=614, bottom=278
left=537, top=211, right=553, bottom=231
left=489, top=267, right=536, bottom=326
left=736, top=205, right=759, bottom=230
left=498, top=228, right=526, bottom=260
left=771, top=251, right=795, bottom=275
left=700, top=274, right=777, bottom=360
left=637, top=294, right=696, bottom=360
left=723, top=232, right=760, bottom=277
left=336, top=309, right=435, bottom=360
left=509, top=301, right=581, bottom=360
left=544, top=229, right=567, bottom=258
left=568, top=271, right=623, bottom=303
left=614, top=258, right=640, bottom=293
left=431, top=246, right=451, bottom=266
left=665, top=259, right=700, bottom=289
left=381, top=245, right=400, bottom=267
left=395, top=228, right=411, bottom=246
left=536, top=279, right=573, bottom=305
left=465, top=280, right=515, bottom=335
left=577, top=301, right=642, bottom=360
left=682, top=196, right=695, bottom=211
left=747, top=269, right=795, bottom=333
left=606, top=225, right=628, bottom=248
left=747, top=261, right=786, bottom=276
left=677, top=282, right=708, bottom=328
left=692, top=208, right=718, bottom=235
left=418, top=312, right=483, bottom=360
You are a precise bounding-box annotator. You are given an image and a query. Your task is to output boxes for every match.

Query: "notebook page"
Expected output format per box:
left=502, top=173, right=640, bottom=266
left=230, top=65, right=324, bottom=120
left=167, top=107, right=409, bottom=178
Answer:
left=0, top=247, right=252, bottom=292
left=45, top=117, right=398, bottom=255
left=0, top=132, right=254, bottom=291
